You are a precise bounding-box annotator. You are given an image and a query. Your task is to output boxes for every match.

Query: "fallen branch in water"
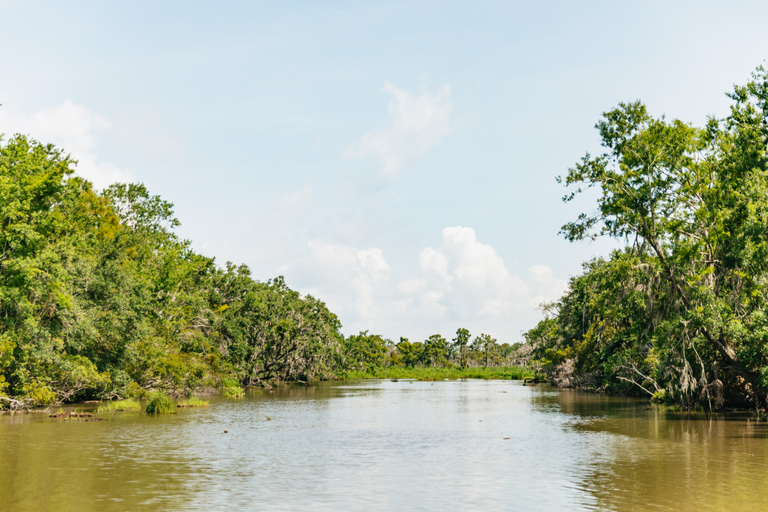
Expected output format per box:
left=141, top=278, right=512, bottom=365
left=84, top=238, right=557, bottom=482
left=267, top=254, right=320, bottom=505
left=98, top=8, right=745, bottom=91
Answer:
left=0, top=396, right=28, bottom=411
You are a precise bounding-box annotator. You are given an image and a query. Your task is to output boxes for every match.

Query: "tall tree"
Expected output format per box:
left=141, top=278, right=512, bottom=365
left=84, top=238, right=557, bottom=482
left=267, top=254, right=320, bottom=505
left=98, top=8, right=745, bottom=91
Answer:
left=453, top=328, right=471, bottom=368
left=550, top=66, right=768, bottom=406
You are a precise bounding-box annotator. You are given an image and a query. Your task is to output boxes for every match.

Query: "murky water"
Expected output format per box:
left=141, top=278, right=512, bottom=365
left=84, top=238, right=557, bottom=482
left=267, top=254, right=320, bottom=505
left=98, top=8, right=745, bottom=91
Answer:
left=1, top=380, right=767, bottom=511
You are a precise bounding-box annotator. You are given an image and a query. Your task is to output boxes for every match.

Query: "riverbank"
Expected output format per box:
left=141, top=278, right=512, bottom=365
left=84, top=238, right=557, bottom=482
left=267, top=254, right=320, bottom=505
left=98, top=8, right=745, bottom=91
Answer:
left=340, top=366, right=536, bottom=381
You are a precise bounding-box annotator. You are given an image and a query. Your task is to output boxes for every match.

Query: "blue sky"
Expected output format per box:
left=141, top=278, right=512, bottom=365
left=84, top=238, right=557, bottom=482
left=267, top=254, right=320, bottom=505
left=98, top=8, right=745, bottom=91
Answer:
left=2, top=1, right=767, bottom=343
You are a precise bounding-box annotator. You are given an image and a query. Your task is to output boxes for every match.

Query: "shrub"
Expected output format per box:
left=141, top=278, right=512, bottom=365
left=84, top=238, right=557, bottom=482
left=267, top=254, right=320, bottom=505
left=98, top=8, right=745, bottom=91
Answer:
left=145, top=391, right=176, bottom=414
left=221, top=378, right=245, bottom=398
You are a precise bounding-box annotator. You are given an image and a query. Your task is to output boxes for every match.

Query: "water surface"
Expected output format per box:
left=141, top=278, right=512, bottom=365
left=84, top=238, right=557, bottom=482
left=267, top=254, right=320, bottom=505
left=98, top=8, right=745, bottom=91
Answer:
left=1, top=380, right=766, bottom=511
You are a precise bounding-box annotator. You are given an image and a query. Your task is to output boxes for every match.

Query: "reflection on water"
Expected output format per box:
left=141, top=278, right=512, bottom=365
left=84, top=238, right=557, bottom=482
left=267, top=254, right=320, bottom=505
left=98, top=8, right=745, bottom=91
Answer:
left=1, top=381, right=766, bottom=511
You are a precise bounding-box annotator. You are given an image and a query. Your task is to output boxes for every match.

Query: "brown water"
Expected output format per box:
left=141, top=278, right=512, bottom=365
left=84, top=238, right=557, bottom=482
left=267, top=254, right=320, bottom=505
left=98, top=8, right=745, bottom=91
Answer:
left=1, top=380, right=767, bottom=511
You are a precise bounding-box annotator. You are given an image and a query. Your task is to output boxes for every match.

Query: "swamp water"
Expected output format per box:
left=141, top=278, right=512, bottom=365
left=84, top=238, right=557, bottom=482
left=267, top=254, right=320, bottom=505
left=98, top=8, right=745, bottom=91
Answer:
left=1, top=380, right=767, bottom=511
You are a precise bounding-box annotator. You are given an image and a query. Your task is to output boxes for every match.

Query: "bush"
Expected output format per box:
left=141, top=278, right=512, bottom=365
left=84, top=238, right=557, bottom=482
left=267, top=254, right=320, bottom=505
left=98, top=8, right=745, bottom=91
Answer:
left=145, top=391, right=175, bottom=414
left=221, top=379, right=245, bottom=398
left=223, top=385, right=245, bottom=398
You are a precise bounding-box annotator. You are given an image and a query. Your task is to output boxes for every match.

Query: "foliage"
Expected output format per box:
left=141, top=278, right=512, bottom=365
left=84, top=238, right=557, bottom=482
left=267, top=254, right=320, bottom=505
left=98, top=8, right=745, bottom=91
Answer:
left=145, top=391, right=175, bottom=414
left=97, top=399, right=141, bottom=412
left=343, top=331, right=391, bottom=372
left=0, top=134, right=348, bottom=407
left=223, top=387, right=245, bottom=398
left=221, top=378, right=245, bottom=398
left=453, top=328, right=471, bottom=367
left=341, top=366, right=535, bottom=381
left=213, top=268, right=344, bottom=385
left=526, top=65, right=768, bottom=408
left=177, top=396, right=209, bottom=407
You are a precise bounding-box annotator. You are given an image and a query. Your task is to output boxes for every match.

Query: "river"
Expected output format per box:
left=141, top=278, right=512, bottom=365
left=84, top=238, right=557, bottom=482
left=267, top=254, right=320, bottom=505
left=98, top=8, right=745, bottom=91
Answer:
left=1, top=380, right=766, bottom=511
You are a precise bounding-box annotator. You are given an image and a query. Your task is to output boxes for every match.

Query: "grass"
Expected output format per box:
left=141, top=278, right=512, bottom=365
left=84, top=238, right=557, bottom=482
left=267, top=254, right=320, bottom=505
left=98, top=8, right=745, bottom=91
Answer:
left=145, top=391, right=176, bottom=414
left=341, top=366, right=537, bottom=381
left=223, top=386, right=245, bottom=398
left=177, top=396, right=209, bottom=408
left=221, top=379, right=245, bottom=398
left=97, top=399, right=141, bottom=412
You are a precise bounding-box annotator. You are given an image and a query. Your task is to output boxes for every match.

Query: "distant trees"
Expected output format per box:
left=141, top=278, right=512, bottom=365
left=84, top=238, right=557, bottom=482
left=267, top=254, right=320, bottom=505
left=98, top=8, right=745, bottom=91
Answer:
left=343, top=331, right=390, bottom=372
left=342, top=328, right=521, bottom=371
left=453, top=328, right=471, bottom=367
left=472, top=334, right=497, bottom=368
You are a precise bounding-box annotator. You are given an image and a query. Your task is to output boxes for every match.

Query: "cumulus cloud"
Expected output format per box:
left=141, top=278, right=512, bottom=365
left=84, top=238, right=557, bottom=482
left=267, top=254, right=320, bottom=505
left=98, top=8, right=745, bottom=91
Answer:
left=398, top=227, right=528, bottom=318
left=281, top=240, right=391, bottom=329
left=0, top=100, right=132, bottom=189
left=345, top=82, right=453, bottom=175
left=280, top=226, right=568, bottom=343
left=390, top=227, right=568, bottom=340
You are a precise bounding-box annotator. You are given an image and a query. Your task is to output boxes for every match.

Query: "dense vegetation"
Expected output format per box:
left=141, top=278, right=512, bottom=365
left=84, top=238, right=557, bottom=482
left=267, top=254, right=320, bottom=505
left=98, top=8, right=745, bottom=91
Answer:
left=342, top=366, right=533, bottom=381
left=526, top=66, right=768, bottom=409
left=0, top=134, right=347, bottom=408
left=342, top=330, right=526, bottom=373
left=0, top=135, right=526, bottom=409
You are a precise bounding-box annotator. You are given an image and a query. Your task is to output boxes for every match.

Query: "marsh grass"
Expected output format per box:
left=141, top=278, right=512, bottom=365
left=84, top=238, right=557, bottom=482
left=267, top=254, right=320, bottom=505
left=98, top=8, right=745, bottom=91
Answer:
left=342, top=366, right=536, bottom=381
left=222, top=379, right=245, bottom=398
left=177, top=396, right=209, bottom=408
left=223, top=386, right=245, bottom=398
left=97, top=399, right=141, bottom=412
left=145, top=391, right=176, bottom=414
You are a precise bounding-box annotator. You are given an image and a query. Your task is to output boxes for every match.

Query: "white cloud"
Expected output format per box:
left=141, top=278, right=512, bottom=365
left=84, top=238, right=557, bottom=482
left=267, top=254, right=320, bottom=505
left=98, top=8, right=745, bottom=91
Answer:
left=0, top=100, right=132, bottom=189
left=391, top=227, right=568, bottom=340
left=280, top=226, right=568, bottom=343
left=345, top=82, right=453, bottom=175
left=401, top=226, right=529, bottom=318
left=281, top=240, right=391, bottom=328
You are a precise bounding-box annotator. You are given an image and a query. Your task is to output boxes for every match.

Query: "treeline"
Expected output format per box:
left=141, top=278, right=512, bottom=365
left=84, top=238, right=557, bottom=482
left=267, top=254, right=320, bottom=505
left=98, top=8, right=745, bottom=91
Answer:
left=0, top=135, right=520, bottom=408
left=0, top=135, right=348, bottom=408
left=343, top=329, right=525, bottom=372
left=525, top=66, right=768, bottom=409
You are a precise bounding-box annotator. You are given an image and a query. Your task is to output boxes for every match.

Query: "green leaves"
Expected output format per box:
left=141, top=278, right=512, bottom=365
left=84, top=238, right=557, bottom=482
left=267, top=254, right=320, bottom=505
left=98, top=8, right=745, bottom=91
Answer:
left=344, top=331, right=390, bottom=372
left=213, top=272, right=344, bottom=384
left=0, top=134, right=347, bottom=406
left=537, top=66, right=768, bottom=407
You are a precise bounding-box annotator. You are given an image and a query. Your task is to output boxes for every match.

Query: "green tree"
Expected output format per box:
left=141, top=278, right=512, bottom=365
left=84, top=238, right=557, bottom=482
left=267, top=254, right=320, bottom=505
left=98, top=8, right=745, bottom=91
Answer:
left=421, top=334, right=449, bottom=367
left=453, top=328, right=471, bottom=367
left=395, top=338, right=423, bottom=368
left=344, top=331, right=390, bottom=371
left=472, top=334, right=497, bottom=368
left=543, top=65, right=768, bottom=406
left=214, top=271, right=343, bottom=384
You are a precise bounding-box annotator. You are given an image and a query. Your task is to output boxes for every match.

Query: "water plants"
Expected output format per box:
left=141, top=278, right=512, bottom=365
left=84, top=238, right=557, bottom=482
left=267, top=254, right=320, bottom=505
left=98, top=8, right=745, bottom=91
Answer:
left=97, top=399, right=141, bottom=412
left=145, top=391, right=175, bottom=414
left=177, top=396, right=209, bottom=408
left=222, top=379, right=245, bottom=398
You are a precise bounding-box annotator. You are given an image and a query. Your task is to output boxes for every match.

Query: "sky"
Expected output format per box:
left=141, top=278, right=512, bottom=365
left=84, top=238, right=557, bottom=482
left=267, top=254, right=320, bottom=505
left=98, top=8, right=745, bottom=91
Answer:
left=1, top=1, right=767, bottom=344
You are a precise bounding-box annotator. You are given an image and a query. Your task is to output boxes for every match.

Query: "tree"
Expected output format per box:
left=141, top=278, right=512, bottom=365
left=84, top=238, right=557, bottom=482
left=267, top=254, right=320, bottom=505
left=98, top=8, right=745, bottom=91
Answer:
left=422, top=334, right=449, bottom=367
left=395, top=338, right=422, bottom=368
left=344, top=331, right=390, bottom=371
left=214, top=271, right=343, bottom=384
left=453, top=328, right=471, bottom=367
left=551, top=65, right=768, bottom=406
left=0, top=133, right=351, bottom=407
left=472, top=334, right=497, bottom=368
